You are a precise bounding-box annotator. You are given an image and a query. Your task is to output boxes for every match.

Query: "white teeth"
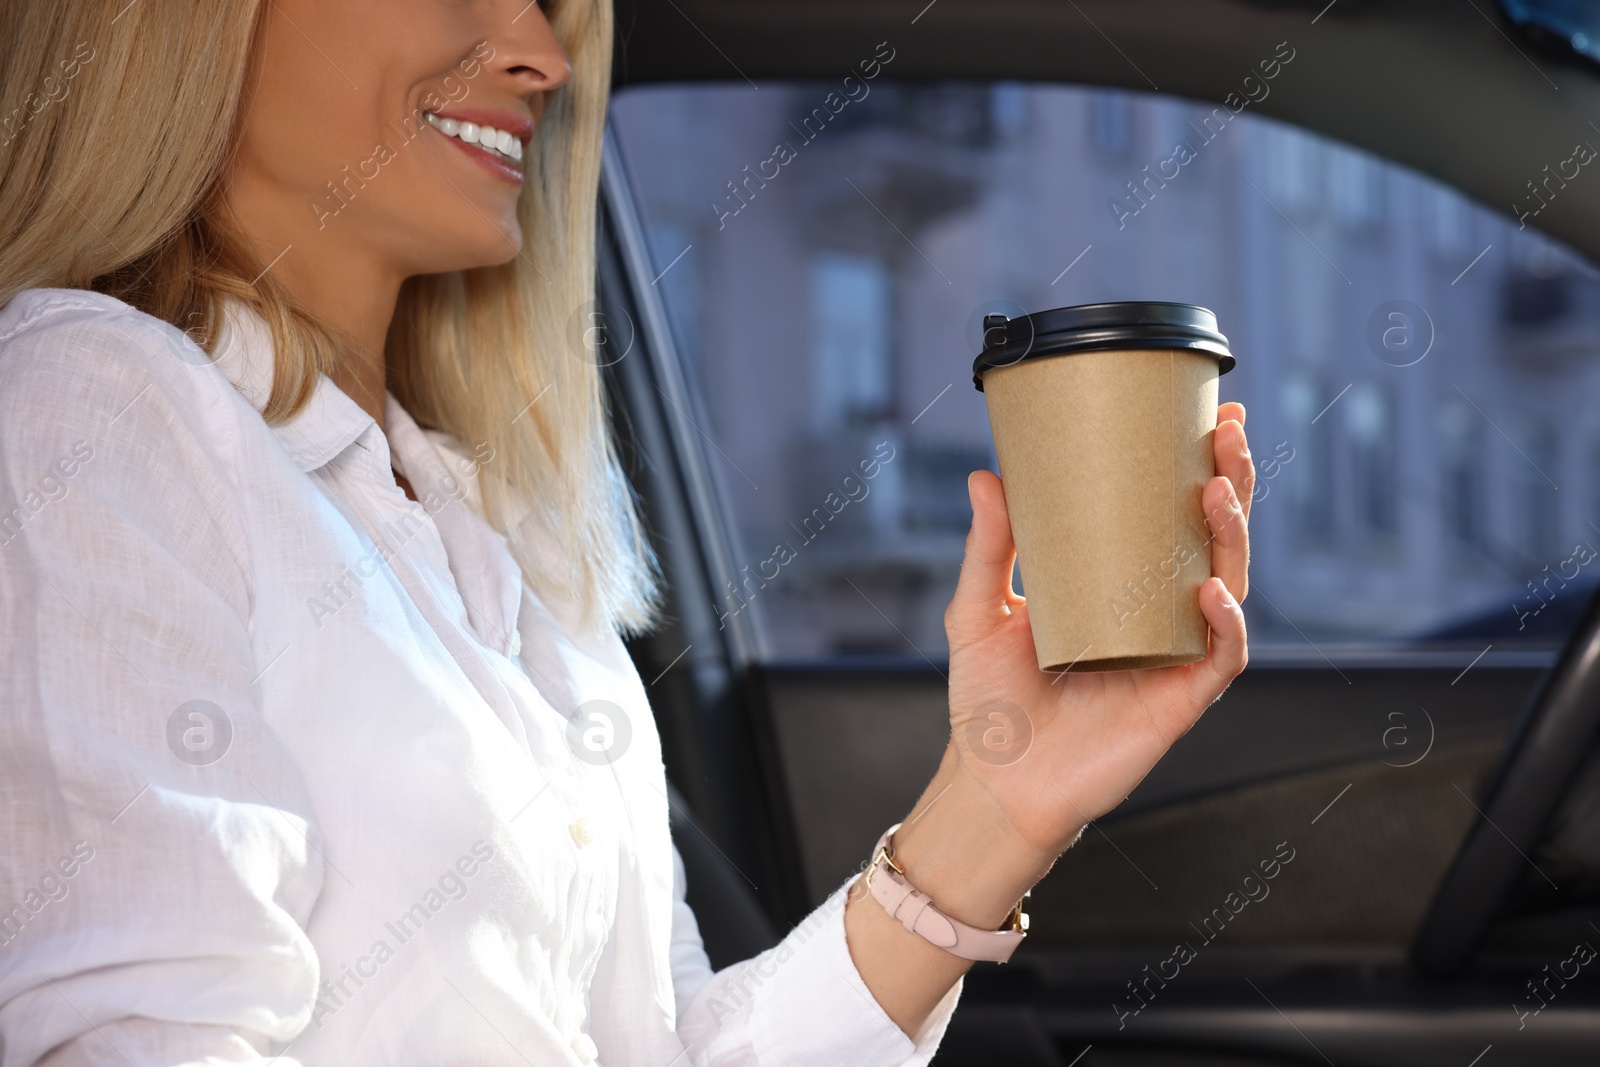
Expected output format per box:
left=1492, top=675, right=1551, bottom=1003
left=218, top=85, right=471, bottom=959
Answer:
left=424, top=111, right=523, bottom=164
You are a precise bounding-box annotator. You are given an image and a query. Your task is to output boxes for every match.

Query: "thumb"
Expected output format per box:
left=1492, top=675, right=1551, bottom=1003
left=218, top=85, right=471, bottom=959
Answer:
left=947, top=471, right=1020, bottom=635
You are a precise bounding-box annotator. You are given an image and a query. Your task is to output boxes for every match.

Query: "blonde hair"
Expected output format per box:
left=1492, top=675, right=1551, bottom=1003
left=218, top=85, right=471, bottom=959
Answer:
left=0, top=0, right=661, bottom=635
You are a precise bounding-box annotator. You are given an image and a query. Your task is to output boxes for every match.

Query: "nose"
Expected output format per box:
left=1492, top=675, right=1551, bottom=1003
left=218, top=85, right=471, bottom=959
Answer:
left=492, top=1, right=574, bottom=99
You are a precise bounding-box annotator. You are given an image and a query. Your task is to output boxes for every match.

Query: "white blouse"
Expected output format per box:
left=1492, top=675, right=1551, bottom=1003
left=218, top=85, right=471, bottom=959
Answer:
left=0, top=288, right=961, bottom=1066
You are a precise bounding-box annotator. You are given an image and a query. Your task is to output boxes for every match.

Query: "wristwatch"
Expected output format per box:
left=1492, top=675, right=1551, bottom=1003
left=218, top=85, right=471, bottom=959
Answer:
left=863, top=822, right=1029, bottom=964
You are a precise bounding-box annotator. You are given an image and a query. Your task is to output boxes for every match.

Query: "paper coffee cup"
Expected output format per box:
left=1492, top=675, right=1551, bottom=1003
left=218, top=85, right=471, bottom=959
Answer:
left=972, top=303, right=1237, bottom=674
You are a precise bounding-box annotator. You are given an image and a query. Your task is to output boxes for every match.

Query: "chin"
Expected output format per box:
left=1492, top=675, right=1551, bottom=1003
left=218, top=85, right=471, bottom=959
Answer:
left=494, top=232, right=525, bottom=261
left=471, top=222, right=525, bottom=265
left=421, top=232, right=524, bottom=274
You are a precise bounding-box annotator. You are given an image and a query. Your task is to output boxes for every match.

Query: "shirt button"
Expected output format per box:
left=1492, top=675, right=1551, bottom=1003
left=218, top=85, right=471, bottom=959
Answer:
left=571, top=1034, right=598, bottom=1063
left=509, top=629, right=522, bottom=656
left=569, top=818, right=594, bottom=847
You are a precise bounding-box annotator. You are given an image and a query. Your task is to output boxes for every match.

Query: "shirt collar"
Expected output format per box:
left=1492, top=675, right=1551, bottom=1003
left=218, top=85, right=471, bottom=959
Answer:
left=213, top=294, right=527, bottom=657
left=383, top=393, right=527, bottom=659
left=212, top=293, right=374, bottom=473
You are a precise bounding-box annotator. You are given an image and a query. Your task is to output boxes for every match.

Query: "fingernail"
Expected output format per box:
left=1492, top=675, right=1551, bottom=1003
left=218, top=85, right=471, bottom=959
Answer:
left=1218, top=583, right=1236, bottom=608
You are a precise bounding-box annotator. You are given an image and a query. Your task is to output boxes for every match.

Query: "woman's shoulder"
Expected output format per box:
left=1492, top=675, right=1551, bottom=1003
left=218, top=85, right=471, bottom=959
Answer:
left=0, top=286, right=131, bottom=337
left=0, top=286, right=260, bottom=599
left=3, top=286, right=173, bottom=350
left=0, top=287, right=264, bottom=524
left=0, top=287, right=249, bottom=442
left=1, top=286, right=216, bottom=373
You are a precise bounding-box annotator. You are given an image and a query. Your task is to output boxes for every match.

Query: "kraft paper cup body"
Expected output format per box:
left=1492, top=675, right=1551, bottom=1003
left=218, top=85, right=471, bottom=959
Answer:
left=980, top=348, right=1220, bottom=673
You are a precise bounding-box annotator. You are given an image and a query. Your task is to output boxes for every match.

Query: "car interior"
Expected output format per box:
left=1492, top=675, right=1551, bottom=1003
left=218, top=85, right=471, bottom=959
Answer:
left=599, top=1, right=1600, bottom=1063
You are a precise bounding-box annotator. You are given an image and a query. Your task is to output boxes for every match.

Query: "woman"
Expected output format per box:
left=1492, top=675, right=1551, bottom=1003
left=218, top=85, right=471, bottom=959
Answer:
left=0, top=0, right=1255, bottom=1063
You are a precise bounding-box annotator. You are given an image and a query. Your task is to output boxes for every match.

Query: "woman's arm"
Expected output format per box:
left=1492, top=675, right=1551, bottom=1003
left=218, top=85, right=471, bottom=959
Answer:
left=0, top=313, right=322, bottom=1064
left=844, top=403, right=1256, bottom=1034
left=673, top=848, right=960, bottom=1066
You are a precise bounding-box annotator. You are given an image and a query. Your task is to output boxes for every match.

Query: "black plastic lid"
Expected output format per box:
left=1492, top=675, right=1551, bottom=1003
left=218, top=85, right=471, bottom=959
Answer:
left=972, top=301, right=1236, bottom=390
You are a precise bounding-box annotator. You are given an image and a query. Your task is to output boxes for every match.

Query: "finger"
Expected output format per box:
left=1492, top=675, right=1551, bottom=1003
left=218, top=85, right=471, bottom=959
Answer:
left=1188, top=576, right=1248, bottom=707
left=1218, top=401, right=1245, bottom=428
left=947, top=471, right=1019, bottom=636
left=1203, top=474, right=1248, bottom=604
left=1214, top=417, right=1255, bottom=523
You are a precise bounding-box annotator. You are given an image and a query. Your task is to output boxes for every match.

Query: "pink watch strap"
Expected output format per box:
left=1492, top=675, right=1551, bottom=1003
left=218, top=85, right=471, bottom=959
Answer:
left=864, top=823, right=1027, bottom=964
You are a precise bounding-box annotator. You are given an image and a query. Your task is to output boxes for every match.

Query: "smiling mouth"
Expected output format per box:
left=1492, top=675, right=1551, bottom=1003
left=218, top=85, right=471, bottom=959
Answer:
left=423, top=111, right=524, bottom=166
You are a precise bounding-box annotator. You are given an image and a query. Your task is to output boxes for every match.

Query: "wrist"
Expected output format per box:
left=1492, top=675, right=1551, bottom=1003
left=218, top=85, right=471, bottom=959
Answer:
left=881, top=750, right=1063, bottom=930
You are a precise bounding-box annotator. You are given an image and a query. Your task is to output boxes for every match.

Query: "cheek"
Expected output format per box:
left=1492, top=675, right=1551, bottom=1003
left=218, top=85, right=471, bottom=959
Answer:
left=237, top=0, right=526, bottom=268
left=242, top=7, right=385, bottom=186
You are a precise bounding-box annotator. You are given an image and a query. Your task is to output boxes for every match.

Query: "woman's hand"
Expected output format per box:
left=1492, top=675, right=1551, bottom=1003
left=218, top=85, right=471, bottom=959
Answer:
left=938, top=400, right=1254, bottom=861
left=842, top=403, right=1253, bottom=1038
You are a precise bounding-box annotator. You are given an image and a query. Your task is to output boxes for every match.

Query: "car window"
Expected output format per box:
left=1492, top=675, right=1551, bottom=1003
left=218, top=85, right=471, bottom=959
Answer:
left=610, top=81, right=1600, bottom=664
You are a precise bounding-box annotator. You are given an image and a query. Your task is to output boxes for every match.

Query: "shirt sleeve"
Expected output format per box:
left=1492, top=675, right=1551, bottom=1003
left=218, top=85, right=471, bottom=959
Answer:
left=668, top=842, right=717, bottom=1017
left=672, top=861, right=962, bottom=1066
left=0, top=312, right=322, bottom=1066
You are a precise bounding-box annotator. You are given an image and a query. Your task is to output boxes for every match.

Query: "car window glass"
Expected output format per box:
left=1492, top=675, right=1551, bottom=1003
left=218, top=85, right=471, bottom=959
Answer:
left=611, top=81, right=1600, bottom=663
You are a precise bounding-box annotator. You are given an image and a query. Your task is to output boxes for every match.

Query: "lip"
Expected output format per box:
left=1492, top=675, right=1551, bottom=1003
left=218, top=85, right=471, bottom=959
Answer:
left=425, top=106, right=536, bottom=147
left=432, top=126, right=525, bottom=186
